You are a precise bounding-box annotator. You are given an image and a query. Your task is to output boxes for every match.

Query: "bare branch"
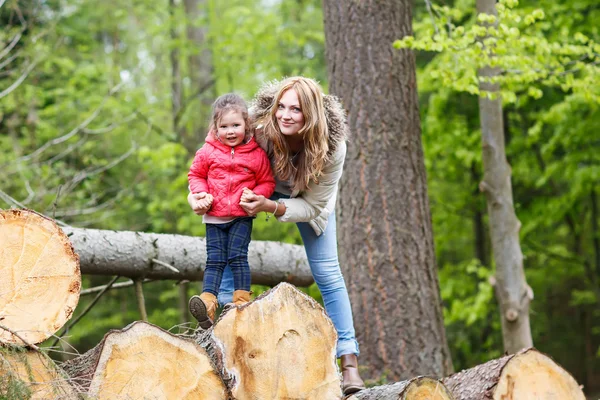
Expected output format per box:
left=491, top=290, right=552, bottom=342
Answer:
left=424, top=0, right=440, bottom=36
left=0, top=27, right=25, bottom=61
left=15, top=79, right=127, bottom=163
left=0, top=189, right=71, bottom=227
left=80, top=279, right=154, bottom=296
left=52, top=197, right=116, bottom=217
left=51, top=276, right=120, bottom=348
left=0, top=323, right=40, bottom=351
left=0, top=58, right=41, bottom=99
left=57, top=140, right=138, bottom=198
left=0, top=51, right=20, bottom=70
left=152, top=258, right=180, bottom=274
left=135, top=280, right=148, bottom=321
left=82, top=113, right=136, bottom=134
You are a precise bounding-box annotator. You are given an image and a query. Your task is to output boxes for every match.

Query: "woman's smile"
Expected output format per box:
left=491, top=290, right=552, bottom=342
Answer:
left=276, top=89, right=305, bottom=136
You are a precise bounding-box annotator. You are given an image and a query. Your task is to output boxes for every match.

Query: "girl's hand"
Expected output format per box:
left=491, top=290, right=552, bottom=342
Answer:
left=240, top=187, right=255, bottom=203
left=188, top=192, right=213, bottom=215
left=239, top=192, right=267, bottom=216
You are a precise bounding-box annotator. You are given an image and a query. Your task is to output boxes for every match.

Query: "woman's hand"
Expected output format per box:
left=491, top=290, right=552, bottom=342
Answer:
left=239, top=191, right=269, bottom=216
left=188, top=192, right=213, bottom=215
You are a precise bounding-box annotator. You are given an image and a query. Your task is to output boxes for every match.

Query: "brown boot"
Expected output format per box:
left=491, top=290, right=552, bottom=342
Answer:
left=233, top=290, right=251, bottom=306
left=340, top=354, right=365, bottom=395
left=189, top=292, right=218, bottom=330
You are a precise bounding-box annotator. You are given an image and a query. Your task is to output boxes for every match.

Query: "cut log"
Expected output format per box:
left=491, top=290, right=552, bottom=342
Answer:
left=442, top=348, right=585, bottom=400
left=196, top=282, right=342, bottom=400
left=0, top=348, right=78, bottom=399
left=349, top=377, right=454, bottom=400
left=64, top=227, right=313, bottom=287
left=0, top=209, right=81, bottom=345
left=62, top=321, right=227, bottom=399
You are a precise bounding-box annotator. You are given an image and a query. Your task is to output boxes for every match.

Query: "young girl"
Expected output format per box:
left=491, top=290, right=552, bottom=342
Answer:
left=187, top=93, right=275, bottom=329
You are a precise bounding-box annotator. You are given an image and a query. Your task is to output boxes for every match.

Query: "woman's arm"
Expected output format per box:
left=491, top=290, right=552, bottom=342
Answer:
left=239, top=142, right=346, bottom=221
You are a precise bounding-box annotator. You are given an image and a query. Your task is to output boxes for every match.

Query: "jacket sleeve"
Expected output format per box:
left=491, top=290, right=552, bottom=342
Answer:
left=252, top=148, right=275, bottom=198
left=277, top=142, right=346, bottom=223
left=188, top=147, right=210, bottom=194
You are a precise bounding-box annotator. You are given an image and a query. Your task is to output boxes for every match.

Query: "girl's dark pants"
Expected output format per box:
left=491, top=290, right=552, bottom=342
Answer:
left=202, top=217, right=253, bottom=295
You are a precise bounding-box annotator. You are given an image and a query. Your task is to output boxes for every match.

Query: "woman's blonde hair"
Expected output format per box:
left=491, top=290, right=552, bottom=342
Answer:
left=260, top=77, right=329, bottom=193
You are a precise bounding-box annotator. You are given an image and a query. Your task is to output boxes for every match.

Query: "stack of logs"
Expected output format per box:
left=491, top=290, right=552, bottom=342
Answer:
left=0, top=210, right=587, bottom=399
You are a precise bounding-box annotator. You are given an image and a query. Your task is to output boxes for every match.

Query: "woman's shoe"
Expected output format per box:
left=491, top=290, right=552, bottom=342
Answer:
left=189, top=292, right=218, bottom=329
left=340, top=353, right=366, bottom=395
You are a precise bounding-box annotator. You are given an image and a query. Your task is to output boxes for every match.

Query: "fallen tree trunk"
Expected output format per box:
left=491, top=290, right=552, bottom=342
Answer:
left=0, top=209, right=81, bottom=345
left=195, top=282, right=342, bottom=400
left=349, top=377, right=453, bottom=400
left=62, top=321, right=227, bottom=399
left=64, top=227, right=313, bottom=286
left=0, top=348, right=78, bottom=399
left=442, top=348, right=585, bottom=400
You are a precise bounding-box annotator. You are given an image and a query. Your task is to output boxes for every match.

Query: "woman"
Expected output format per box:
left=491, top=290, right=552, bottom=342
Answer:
left=188, top=77, right=365, bottom=395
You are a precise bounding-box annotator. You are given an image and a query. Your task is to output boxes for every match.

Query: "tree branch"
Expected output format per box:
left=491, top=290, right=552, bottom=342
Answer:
left=0, top=58, right=41, bottom=99
left=51, top=276, right=120, bottom=348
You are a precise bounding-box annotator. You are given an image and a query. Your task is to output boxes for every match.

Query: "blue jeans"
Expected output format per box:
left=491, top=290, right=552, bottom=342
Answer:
left=203, top=217, right=253, bottom=296
left=218, top=197, right=359, bottom=357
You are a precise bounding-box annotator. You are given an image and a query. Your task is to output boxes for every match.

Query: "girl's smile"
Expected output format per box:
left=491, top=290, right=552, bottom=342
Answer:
left=217, top=110, right=246, bottom=147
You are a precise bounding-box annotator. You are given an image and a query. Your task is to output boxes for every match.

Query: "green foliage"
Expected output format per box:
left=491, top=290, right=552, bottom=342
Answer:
left=410, top=0, right=600, bottom=382
left=1, top=0, right=598, bottom=390
left=397, top=0, right=600, bottom=102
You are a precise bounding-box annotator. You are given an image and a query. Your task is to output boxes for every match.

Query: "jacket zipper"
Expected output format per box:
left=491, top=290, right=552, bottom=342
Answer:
left=228, top=147, right=234, bottom=215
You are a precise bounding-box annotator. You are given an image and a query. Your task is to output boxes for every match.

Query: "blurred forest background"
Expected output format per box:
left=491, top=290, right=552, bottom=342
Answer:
left=1, top=0, right=598, bottom=394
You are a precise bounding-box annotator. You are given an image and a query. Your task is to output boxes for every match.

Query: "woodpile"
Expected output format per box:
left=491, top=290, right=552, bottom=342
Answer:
left=0, top=210, right=588, bottom=399
left=0, top=349, right=77, bottom=399
left=0, top=209, right=80, bottom=346
left=349, top=376, right=453, bottom=400
left=62, top=321, right=227, bottom=399
left=197, top=283, right=342, bottom=400
left=442, top=348, right=585, bottom=400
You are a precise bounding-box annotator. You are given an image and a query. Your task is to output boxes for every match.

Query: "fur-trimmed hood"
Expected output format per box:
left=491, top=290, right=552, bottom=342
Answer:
left=250, top=79, right=349, bottom=162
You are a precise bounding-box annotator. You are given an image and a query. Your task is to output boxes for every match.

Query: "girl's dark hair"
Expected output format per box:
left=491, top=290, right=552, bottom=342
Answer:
left=208, top=93, right=252, bottom=140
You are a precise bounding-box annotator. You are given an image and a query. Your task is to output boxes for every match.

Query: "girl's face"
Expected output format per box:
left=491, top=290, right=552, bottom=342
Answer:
left=216, top=110, right=246, bottom=147
left=276, top=89, right=305, bottom=137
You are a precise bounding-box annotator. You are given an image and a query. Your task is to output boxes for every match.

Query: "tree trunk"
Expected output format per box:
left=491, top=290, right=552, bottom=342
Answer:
left=0, top=349, right=78, bottom=399
left=194, top=283, right=341, bottom=400
left=62, top=321, right=227, bottom=399
left=0, top=209, right=81, bottom=346
left=63, top=227, right=313, bottom=286
left=169, top=0, right=185, bottom=139
left=351, top=377, right=453, bottom=400
left=476, top=0, right=533, bottom=353
left=183, top=0, right=214, bottom=155
left=442, top=348, right=584, bottom=400
left=323, top=0, right=453, bottom=380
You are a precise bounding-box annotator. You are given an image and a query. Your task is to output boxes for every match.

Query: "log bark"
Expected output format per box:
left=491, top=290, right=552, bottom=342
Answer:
left=195, top=282, right=342, bottom=400
left=0, top=209, right=81, bottom=345
left=442, top=348, right=585, bottom=400
left=323, top=0, right=453, bottom=381
left=63, top=227, right=313, bottom=287
left=0, top=348, right=78, bottom=399
left=62, top=321, right=227, bottom=399
left=476, top=0, right=533, bottom=353
left=350, top=377, right=453, bottom=400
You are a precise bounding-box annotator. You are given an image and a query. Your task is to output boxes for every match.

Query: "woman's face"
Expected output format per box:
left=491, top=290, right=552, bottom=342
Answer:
left=276, top=89, right=305, bottom=137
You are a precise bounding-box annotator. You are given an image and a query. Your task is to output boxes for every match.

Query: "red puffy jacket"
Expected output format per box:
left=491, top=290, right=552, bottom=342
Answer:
left=188, top=134, right=275, bottom=217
